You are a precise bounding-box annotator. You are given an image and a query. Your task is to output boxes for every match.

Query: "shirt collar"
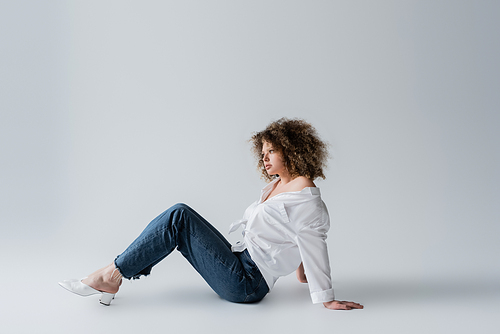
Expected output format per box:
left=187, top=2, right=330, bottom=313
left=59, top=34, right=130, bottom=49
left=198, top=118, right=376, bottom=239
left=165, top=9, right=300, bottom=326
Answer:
left=259, top=177, right=321, bottom=204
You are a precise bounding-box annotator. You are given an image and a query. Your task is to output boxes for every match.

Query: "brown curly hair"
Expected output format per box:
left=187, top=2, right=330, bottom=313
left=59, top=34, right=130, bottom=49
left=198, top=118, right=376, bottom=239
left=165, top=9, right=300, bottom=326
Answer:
left=250, top=118, right=330, bottom=181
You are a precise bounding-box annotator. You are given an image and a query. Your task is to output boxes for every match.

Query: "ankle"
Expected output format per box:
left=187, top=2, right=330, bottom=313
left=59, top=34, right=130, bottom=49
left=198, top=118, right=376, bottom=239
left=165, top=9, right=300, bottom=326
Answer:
left=103, top=264, right=122, bottom=285
left=110, top=268, right=123, bottom=284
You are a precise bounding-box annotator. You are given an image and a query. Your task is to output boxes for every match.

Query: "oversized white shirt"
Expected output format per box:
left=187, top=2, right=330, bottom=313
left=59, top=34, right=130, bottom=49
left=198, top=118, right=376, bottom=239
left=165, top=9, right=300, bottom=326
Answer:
left=229, top=178, right=335, bottom=304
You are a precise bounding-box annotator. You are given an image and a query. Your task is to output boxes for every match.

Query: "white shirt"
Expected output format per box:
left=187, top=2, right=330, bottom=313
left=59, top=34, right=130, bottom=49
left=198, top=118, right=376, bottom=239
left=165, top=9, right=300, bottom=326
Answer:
left=230, top=178, right=335, bottom=304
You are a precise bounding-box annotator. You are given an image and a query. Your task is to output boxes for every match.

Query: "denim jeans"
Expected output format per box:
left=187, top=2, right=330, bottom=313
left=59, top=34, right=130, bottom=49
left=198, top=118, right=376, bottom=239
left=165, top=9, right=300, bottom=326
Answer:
left=114, top=203, right=269, bottom=303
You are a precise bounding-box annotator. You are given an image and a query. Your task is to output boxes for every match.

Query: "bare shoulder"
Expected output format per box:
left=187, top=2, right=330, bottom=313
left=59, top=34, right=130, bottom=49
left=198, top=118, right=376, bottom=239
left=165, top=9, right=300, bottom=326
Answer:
left=288, top=176, right=316, bottom=192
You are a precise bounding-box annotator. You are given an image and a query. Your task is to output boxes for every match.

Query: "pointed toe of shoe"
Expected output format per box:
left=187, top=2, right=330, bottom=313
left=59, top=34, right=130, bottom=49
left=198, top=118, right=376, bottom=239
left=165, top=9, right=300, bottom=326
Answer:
left=58, top=278, right=100, bottom=296
left=58, top=278, right=116, bottom=305
left=58, top=279, right=77, bottom=293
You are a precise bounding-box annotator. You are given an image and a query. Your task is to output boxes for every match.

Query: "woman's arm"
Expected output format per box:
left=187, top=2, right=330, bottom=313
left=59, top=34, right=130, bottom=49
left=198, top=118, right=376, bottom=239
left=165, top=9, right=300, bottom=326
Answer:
left=296, top=262, right=308, bottom=283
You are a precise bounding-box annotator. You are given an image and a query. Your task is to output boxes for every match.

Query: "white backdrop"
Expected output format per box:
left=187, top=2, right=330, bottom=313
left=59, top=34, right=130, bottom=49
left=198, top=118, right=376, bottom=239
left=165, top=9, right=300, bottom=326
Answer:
left=1, top=1, right=499, bottom=333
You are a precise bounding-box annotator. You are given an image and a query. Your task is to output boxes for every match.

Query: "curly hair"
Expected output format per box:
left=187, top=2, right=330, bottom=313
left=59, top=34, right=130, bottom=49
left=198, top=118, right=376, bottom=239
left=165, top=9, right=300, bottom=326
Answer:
left=250, top=118, right=330, bottom=181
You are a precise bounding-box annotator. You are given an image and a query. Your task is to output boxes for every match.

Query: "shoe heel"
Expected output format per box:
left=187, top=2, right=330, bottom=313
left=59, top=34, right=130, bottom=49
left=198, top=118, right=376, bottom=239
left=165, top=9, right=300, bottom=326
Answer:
left=99, top=293, right=115, bottom=306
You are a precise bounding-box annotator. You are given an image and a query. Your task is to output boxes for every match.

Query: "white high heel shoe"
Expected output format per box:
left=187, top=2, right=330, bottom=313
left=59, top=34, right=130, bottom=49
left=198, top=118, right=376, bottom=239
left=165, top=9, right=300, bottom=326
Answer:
left=58, top=278, right=115, bottom=306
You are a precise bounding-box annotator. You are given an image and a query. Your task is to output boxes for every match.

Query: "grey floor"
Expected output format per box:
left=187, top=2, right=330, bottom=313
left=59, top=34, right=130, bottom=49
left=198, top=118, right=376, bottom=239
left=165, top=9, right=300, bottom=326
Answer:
left=2, top=1, right=499, bottom=333
left=2, top=237, right=499, bottom=334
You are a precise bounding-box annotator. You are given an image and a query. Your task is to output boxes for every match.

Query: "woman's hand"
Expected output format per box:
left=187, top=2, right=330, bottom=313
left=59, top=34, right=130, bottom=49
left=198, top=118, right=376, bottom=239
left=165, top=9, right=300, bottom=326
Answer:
left=295, top=263, right=362, bottom=310
left=296, top=262, right=308, bottom=283
left=323, top=300, right=364, bottom=310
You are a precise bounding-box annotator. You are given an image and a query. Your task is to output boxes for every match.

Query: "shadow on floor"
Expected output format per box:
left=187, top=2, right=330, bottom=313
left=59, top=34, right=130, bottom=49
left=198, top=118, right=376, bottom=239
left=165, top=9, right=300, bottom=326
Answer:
left=338, top=276, right=500, bottom=304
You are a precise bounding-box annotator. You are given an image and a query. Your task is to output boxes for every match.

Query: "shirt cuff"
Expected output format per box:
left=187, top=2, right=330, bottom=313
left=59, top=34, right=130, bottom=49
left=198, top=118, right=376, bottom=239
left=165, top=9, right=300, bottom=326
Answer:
left=310, top=288, right=335, bottom=304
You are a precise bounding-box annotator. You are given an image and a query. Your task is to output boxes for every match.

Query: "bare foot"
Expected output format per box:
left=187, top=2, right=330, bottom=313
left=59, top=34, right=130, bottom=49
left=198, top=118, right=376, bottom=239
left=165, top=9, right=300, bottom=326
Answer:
left=82, top=263, right=122, bottom=294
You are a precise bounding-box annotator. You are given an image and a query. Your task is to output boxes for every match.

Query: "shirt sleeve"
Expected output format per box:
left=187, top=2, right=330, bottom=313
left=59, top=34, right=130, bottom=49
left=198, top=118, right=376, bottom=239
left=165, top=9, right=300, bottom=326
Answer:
left=295, top=205, right=335, bottom=304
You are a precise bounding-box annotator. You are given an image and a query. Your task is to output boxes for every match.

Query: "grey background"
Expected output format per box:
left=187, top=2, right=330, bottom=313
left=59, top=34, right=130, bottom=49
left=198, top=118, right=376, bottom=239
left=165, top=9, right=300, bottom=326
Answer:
left=1, top=1, right=498, bottom=333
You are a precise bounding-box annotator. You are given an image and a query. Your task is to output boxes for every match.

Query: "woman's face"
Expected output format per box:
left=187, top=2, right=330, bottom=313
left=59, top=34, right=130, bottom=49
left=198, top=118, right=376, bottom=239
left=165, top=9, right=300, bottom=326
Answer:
left=262, top=141, right=286, bottom=176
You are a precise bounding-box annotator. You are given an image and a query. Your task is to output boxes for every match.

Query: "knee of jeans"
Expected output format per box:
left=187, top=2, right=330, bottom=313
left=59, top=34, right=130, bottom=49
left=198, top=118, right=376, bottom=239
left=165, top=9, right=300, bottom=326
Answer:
left=171, top=203, right=191, bottom=212
left=169, top=203, right=193, bottom=231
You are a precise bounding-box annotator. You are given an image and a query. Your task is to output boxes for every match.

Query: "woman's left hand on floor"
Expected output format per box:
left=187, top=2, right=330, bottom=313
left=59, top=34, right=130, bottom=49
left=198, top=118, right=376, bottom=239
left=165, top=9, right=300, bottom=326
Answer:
left=323, top=300, right=364, bottom=310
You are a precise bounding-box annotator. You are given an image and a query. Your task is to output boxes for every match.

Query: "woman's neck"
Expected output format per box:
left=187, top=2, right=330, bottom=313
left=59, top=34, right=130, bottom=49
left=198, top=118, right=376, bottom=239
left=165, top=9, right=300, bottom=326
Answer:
left=276, top=172, right=293, bottom=186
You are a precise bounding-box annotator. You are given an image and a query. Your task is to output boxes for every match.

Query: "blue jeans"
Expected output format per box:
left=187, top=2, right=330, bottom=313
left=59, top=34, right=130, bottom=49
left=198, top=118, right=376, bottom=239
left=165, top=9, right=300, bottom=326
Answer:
left=114, top=203, right=269, bottom=303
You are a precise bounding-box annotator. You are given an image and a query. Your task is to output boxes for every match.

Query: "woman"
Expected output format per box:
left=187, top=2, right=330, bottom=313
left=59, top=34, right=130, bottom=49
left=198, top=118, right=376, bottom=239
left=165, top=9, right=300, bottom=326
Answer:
left=59, top=118, right=363, bottom=310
